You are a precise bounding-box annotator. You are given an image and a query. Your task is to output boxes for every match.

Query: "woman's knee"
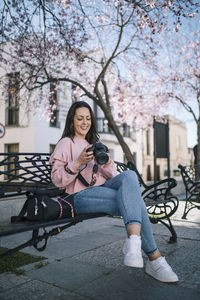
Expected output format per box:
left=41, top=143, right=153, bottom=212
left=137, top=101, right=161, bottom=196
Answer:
left=120, top=169, right=138, bottom=182
left=119, top=170, right=141, bottom=190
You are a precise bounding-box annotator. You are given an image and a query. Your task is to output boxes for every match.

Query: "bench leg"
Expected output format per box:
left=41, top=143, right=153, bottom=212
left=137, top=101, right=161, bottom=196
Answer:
left=0, top=229, right=51, bottom=259
left=182, top=199, right=190, bottom=219
left=0, top=236, right=37, bottom=259
left=0, top=220, right=80, bottom=259
left=182, top=195, right=200, bottom=219
left=158, top=218, right=177, bottom=243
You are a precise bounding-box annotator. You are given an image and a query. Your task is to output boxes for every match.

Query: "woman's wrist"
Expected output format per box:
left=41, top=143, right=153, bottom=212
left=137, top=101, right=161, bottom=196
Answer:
left=64, top=163, right=77, bottom=175
left=75, top=159, right=82, bottom=170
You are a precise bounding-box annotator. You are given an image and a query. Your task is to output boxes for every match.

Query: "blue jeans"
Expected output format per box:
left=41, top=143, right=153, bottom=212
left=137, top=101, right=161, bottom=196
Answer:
left=74, top=170, right=158, bottom=256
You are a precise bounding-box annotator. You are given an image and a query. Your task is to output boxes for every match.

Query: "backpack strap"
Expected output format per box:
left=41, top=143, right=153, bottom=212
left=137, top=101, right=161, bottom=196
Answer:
left=11, top=196, right=30, bottom=223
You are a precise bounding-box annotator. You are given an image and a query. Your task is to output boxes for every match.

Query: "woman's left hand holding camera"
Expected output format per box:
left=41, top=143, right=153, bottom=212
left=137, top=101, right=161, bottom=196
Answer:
left=75, top=145, right=94, bottom=169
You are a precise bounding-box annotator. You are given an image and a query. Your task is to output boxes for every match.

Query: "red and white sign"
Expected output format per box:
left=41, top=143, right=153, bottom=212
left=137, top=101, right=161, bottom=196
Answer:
left=0, top=123, right=6, bottom=138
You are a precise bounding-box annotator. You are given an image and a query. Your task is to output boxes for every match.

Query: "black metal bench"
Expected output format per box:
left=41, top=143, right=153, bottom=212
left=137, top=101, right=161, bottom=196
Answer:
left=0, top=153, right=179, bottom=259
left=178, top=164, right=200, bottom=219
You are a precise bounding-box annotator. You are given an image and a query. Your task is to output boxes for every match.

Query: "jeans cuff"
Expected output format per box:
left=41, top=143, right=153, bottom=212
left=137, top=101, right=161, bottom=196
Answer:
left=145, top=248, right=159, bottom=256
left=125, top=220, right=141, bottom=227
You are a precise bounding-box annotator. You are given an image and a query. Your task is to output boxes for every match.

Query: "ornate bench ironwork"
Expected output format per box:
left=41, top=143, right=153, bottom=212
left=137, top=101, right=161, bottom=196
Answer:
left=178, top=164, right=200, bottom=219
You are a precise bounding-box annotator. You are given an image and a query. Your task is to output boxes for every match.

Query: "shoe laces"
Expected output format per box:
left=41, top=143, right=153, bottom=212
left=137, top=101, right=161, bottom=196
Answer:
left=153, top=257, right=173, bottom=273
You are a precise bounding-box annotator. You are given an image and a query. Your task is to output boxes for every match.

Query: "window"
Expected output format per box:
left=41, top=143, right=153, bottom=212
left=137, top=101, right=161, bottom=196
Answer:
left=147, top=165, right=151, bottom=181
left=176, top=136, right=181, bottom=149
left=6, top=72, right=20, bottom=126
left=96, top=118, right=113, bottom=134
left=146, top=130, right=150, bottom=155
left=4, top=144, right=19, bottom=179
left=49, top=82, right=60, bottom=128
left=156, top=165, right=160, bottom=181
left=50, top=144, right=56, bottom=153
left=122, top=123, right=130, bottom=138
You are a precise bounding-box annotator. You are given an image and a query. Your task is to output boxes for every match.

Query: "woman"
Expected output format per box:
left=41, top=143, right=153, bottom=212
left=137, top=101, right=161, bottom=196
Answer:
left=50, top=101, right=178, bottom=283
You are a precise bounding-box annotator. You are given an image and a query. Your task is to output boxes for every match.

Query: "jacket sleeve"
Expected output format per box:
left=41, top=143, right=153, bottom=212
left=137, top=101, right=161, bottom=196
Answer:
left=99, top=160, right=118, bottom=179
left=49, top=139, right=79, bottom=189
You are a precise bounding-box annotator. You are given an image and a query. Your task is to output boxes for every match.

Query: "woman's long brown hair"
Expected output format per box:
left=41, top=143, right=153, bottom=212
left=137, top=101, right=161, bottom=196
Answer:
left=61, top=101, right=99, bottom=144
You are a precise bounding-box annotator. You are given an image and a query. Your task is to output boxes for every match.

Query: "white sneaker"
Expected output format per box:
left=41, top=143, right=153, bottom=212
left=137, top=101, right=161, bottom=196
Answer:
left=123, top=235, right=144, bottom=268
left=145, top=256, right=179, bottom=283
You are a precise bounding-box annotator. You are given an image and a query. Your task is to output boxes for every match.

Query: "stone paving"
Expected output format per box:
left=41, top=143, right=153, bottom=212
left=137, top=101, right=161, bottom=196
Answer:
left=0, top=200, right=199, bottom=300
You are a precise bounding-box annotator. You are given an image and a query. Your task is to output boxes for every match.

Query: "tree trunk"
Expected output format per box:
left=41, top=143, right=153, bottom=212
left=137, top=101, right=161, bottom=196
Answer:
left=111, top=122, right=135, bottom=162
left=101, top=106, right=135, bottom=163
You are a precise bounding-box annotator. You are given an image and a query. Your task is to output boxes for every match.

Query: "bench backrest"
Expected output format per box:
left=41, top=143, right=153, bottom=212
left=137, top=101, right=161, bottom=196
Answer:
left=1, top=153, right=178, bottom=217
left=1, top=151, right=176, bottom=198
left=0, top=153, right=52, bottom=197
left=1, top=153, right=139, bottom=198
left=178, top=164, right=200, bottom=191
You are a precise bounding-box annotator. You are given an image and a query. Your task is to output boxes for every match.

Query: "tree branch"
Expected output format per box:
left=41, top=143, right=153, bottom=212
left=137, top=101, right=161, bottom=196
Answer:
left=168, top=93, right=198, bottom=123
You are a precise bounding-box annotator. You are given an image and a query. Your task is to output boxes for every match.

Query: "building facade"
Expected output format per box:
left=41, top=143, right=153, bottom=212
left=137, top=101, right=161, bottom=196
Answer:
left=0, top=71, right=141, bottom=169
left=142, top=115, right=193, bottom=182
left=0, top=70, right=193, bottom=181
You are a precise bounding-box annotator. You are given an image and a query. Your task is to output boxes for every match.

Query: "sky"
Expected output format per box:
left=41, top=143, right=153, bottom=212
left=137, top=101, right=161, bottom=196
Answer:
left=162, top=14, right=199, bottom=149
left=186, top=121, right=197, bottom=148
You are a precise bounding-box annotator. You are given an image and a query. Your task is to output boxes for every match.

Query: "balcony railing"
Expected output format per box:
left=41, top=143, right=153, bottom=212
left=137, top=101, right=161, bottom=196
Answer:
left=96, top=118, right=131, bottom=138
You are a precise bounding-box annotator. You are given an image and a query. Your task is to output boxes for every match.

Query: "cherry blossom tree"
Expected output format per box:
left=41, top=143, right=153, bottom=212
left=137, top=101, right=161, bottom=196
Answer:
left=170, top=28, right=200, bottom=165
left=152, top=20, right=200, bottom=164
left=0, top=0, right=199, bottom=161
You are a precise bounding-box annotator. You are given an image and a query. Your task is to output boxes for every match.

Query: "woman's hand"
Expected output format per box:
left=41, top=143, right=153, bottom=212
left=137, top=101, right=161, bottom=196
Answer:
left=98, top=152, right=112, bottom=167
left=105, top=152, right=112, bottom=165
left=75, top=145, right=94, bottom=168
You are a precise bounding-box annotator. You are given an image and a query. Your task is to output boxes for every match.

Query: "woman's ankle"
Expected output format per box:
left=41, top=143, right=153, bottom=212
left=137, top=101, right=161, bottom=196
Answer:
left=148, top=251, right=161, bottom=261
left=127, top=224, right=141, bottom=237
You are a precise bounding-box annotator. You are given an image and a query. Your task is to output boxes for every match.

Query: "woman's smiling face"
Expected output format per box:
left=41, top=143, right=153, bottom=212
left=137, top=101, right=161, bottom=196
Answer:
left=73, top=107, right=92, bottom=139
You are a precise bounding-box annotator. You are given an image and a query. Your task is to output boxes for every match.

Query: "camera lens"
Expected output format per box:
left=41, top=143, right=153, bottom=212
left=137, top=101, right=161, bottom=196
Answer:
left=96, top=152, right=109, bottom=165
left=89, top=142, right=109, bottom=165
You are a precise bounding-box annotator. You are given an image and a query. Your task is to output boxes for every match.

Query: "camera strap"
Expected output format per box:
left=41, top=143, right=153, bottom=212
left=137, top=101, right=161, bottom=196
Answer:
left=77, top=164, right=98, bottom=187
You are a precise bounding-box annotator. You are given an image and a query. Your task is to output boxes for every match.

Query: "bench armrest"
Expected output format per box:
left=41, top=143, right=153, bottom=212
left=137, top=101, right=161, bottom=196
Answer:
left=142, top=177, right=177, bottom=193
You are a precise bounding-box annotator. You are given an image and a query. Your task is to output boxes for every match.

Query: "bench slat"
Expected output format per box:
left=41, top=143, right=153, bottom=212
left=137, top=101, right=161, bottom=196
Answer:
left=0, top=213, right=107, bottom=238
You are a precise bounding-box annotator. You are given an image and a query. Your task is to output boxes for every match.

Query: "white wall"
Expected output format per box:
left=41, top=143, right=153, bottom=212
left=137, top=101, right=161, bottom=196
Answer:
left=0, top=103, right=35, bottom=153
left=0, top=76, right=74, bottom=153
left=34, top=82, right=73, bottom=152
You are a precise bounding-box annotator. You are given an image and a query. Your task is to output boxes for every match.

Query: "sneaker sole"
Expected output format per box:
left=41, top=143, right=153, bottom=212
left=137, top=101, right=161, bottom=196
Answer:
left=124, top=257, right=144, bottom=268
left=145, top=269, right=179, bottom=283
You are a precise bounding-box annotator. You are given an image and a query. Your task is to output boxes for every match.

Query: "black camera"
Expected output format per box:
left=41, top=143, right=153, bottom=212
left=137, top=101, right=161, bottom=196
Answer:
left=86, top=142, right=109, bottom=165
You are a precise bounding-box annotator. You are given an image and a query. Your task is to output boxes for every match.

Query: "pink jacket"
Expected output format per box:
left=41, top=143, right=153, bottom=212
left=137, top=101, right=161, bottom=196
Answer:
left=49, top=136, right=118, bottom=194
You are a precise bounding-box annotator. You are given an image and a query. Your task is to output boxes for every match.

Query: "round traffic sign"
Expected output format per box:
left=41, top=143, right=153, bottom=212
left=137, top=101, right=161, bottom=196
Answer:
left=0, top=123, right=6, bottom=138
